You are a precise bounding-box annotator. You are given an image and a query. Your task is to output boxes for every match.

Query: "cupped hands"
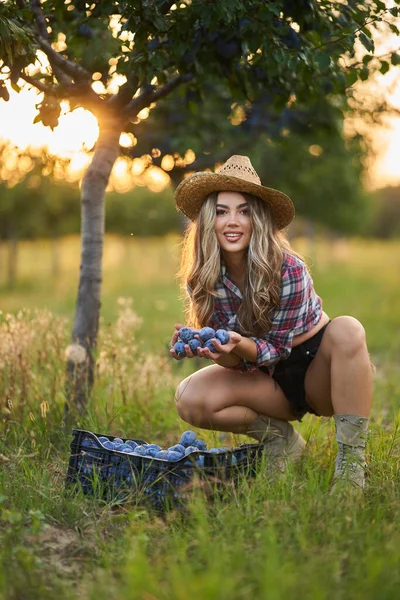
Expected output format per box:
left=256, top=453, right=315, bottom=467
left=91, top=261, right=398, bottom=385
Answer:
left=169, top=323, right=242, bottom=361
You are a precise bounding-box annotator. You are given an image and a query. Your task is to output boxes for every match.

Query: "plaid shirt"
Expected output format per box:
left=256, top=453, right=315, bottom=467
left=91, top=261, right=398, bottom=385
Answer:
left=199, top=253, right=322, bottom=375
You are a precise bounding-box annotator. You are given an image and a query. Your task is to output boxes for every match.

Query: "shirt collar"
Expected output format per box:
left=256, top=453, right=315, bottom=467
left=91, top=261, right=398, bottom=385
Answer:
left=220, top=263, right=243, bottom=299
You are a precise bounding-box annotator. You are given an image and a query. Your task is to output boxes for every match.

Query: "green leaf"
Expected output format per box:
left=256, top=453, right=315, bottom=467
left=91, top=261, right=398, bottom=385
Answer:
left=362, top=54, right=373, bottom=65
left=346, top=70, right=358, bottom=87
left=389, top=7, right=399, bottom=16
left=33, top=113, right=42, bottom=124
left=379, top=60, right=390, bottom=75
left=359, top=31, right=374, bottom=53
left=391, top=52, right=400, bottom=66
left=359, top=67, right=369, bottom=81
left=316, top=52, right=331, bottom=70
left=10, top=81, right=21, bottom=93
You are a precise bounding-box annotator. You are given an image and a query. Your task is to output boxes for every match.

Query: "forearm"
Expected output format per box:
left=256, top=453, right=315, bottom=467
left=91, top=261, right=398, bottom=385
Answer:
left=232, top=336, right=258, bottom=363
left=212, top=353, right=241, bottom=368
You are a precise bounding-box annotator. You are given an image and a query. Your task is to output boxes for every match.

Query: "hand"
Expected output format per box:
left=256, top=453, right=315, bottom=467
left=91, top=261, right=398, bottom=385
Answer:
left=169, top=323, right=199, bottom=361
left=196, top=331, right=242, bottom=361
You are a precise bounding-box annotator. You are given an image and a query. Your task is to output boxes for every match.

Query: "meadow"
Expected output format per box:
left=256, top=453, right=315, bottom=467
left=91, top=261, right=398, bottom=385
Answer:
left=1, top=234, right=400, bottom=600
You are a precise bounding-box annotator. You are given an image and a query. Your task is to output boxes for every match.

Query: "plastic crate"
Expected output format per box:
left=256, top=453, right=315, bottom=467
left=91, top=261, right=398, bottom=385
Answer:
left=66, top=429, right=264, bottom=511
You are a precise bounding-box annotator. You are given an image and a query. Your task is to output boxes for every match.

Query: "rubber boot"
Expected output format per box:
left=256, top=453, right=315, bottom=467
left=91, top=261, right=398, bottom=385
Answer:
left=331, top=414, right=369, bottom=494
left=246, top=415, right=306, bottom=479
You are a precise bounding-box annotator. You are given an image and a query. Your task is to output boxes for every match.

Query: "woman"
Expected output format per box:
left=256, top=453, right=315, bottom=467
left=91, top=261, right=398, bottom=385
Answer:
left=170, top=155, right=373, bottom=491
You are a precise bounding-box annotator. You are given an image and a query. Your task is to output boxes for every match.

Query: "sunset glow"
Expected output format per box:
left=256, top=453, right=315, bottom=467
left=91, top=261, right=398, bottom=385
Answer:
left=1, top=33, right=400, bottom=193
left=0, top=82, right=171, bottom=192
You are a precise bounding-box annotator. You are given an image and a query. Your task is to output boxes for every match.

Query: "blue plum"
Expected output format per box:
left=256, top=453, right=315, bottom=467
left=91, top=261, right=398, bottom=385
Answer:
left=98, top=436, right=109, bottom=444
left=180, top=430, right=197, bottom=447
left=173, top=341, right=186, bottom=357
left=146, top=446, right=161, bottom=457
left=156, top=450, right=170, bottom=460
left=192, top=439, right=207, bottom=451
left=113, top=438, right=123, bottom=445
left=146, top=444, right=161, bottom=451
left=168, top=444, right=185, bottom=455
left=178, top=327, right=194, bottom=343
left=204, top=339, right=217, bottom=353
left=184, top=446, right=199, bottom=455
left=167, top=451, right=183, bottom=461
left=133, top=445, right=147, bottom=456
left=82, top=438, right=96, bottom=448
left=125, top=440, right=138, bottom=449
left=103, top=441, right=115, bottom=450
left=198, top=327, right=215, bottom=342
left=215, top=329, right=230, bottom=344
left=188, top=338, right=203, bottom=355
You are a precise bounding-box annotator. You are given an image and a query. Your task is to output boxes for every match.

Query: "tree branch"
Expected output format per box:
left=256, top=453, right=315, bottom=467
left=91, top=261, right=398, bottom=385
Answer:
left=344, top=46, right=400, bottom=70
left=21, top=70, right=104, bottom=115
left=30, top=0, right=72, bottom=86
left=37, top=36, right=92, bottom=83
left=123, top=73, right=193, bottom=118
left=312, top=10, right=389, bottom=52
left=20, top=72, right=52, bottom=94
left=30, top=0, right=91, bottom=84
left=107, top=70, right=140, bottom=109
left=57, top=82, right=104, bottom=113
left=31, top=0, right=50, bottom=39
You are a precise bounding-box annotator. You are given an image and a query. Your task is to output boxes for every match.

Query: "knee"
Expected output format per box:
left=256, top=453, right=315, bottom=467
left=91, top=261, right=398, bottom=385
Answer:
left=174, top=379, right=211, bottom=427
left=325, top=316, right=367, bottom=356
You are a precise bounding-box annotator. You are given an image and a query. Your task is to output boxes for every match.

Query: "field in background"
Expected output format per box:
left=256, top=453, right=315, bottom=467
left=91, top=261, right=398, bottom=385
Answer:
left=1, top=235, right=400, bottom=599
left=0, top=234, right=399, bottom=354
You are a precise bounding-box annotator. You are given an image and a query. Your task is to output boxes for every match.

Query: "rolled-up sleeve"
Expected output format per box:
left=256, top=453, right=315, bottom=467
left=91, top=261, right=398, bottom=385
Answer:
left=231, top=261, right=321, bottom=375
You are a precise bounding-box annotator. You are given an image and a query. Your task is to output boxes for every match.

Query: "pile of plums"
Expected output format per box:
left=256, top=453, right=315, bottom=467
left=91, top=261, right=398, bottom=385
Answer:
left=82, top=429, right=237, bottom=466
left=173, top=327, right=230, bottom=356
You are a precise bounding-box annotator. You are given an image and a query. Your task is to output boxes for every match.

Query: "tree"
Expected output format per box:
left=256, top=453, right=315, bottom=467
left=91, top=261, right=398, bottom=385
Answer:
left=369, top=186, right=400, bottom=238
left=1, top=0, right=399, bottom=413
left=126, top=91, right=372, bottom=234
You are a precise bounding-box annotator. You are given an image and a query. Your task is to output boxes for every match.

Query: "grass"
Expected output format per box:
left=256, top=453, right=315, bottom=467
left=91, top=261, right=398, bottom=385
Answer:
left=1, top=234, right=400, bottom=600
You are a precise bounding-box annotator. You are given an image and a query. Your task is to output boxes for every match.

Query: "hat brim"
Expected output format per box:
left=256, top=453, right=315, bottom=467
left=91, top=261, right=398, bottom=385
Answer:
left=175, top=172, right=295, bottom=230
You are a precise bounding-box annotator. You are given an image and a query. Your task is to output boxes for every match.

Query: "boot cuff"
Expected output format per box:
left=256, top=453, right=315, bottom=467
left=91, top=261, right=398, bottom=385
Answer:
left=334, top=414, right=369, bottom=447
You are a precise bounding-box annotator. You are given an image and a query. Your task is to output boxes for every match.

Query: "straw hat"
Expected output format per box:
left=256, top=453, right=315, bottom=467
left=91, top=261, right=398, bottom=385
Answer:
left=174, top=155, right=295, bottom=229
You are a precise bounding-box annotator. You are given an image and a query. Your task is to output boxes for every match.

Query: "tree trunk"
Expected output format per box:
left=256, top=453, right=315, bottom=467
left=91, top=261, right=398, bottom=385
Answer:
left=64, top=122, right=120, bottom=418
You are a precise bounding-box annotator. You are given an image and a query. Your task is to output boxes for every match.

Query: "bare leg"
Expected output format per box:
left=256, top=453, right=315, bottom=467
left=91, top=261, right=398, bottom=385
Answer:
left=174, top=362, right=306, bottom=478
left=304, top=316, right=373, bottom=491
left=174, top=364, right=296, bottom=433
left=304, top=316, right=373, bottom=417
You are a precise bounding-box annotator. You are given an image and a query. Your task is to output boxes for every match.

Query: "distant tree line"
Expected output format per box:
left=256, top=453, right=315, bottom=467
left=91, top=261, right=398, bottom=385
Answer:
left=371, top=186, right=400, bottom=238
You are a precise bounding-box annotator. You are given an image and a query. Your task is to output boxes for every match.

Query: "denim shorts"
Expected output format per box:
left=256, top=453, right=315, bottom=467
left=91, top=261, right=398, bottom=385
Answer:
left=261, top=321, right=331, bottom=421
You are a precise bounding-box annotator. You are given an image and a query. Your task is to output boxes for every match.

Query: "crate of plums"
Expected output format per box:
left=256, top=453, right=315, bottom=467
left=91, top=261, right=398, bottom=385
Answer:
left=66, top=428, right=264, bottom=511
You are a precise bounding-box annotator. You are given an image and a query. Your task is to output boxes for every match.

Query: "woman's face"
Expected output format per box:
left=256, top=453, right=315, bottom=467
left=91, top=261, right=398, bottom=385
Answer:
left=214, top=191, right=253, bottom=256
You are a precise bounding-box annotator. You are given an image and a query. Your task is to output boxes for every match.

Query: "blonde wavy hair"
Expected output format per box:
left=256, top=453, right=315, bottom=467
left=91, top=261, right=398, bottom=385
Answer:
left=179, top=191, right=303, bottom=336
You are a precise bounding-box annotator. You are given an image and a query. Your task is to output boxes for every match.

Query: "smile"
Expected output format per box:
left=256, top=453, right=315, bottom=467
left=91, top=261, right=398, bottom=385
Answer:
left=224, top=233, right=243, bottom=242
